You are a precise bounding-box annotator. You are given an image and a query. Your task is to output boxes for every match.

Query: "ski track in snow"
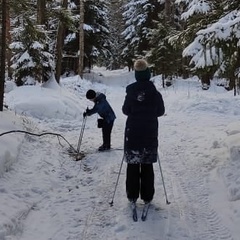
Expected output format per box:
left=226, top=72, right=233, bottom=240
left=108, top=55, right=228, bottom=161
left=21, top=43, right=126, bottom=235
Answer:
left=1, top=77, right=240, bottom=239
left=159, top=111, right=235, bottom=240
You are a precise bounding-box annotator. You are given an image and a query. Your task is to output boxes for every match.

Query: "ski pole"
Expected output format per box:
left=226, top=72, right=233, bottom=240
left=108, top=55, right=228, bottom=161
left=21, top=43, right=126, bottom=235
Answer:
left=109, top=154, right=125, bottom=206
left=77, top=115, right=87, bottom=154
left=157, top=153, right=170, bottom=205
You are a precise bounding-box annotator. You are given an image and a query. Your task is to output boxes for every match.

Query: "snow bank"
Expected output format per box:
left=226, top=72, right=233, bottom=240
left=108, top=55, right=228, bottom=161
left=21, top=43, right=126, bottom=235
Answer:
left=213, top=122, right=240, bottom=202
left=224, top=122, right=240, bottom=201
left=5, top=85, right=82, bottom=121
left=0, top=111, right=24, bottom=177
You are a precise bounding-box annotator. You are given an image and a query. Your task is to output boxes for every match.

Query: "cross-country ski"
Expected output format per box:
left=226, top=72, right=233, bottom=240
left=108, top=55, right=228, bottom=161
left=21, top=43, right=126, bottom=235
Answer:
left=131, top=202, right=138, bottom=222
left=141, top=202, right=150, bottom=221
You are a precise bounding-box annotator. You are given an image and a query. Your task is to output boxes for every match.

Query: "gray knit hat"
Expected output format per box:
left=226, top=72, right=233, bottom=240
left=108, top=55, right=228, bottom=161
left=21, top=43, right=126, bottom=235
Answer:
left=134, top=59, right=151, bottom=81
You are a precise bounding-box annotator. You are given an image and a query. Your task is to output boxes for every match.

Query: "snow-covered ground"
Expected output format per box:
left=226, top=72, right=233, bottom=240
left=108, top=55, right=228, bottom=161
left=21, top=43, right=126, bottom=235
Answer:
left=1, top=67, right=240, bottom=240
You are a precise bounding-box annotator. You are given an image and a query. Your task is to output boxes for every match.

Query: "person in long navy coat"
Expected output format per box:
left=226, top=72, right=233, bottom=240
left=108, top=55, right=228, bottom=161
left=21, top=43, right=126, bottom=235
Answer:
left=122, top=59, right=165, bottom=203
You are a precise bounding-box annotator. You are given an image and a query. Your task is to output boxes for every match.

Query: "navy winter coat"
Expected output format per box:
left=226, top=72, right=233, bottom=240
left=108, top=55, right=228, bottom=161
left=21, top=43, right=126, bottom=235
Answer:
left=122, top=81, right=165, bottom=164
left=86, top=92, right=116, bottom=123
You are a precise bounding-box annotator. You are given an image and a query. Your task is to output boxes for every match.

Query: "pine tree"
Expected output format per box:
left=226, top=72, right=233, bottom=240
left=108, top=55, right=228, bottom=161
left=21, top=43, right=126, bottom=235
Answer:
left=8, top=0, right=58, bottom=85
left=172, top=0, right=222, bottom=88
left=148, top=0, right=182, bottom=83
left=178, top=0, right=240, bottom=91
left=122, top=0, right=163, bottom=60
left=62, top=0, right=111, bottom=73
left=104, top=0, right=126, bottom=70
left=10, top=18, right=54, bottom=85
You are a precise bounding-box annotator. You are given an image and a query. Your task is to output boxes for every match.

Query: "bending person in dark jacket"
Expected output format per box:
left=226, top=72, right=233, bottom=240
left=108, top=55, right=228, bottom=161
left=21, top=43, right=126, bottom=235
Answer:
left=84, top=89, right=116, bottom=151
left=122, top=59, right=165, bottom=203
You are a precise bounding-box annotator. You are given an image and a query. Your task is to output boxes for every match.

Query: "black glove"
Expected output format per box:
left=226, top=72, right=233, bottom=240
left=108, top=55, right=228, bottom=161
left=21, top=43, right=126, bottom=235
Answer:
left=83, top=108, right=90, bottom=118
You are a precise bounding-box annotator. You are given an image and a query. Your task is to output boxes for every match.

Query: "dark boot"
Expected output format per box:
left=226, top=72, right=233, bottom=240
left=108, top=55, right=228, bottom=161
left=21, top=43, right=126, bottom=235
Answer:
left=98, top=144, right=110, bottom=151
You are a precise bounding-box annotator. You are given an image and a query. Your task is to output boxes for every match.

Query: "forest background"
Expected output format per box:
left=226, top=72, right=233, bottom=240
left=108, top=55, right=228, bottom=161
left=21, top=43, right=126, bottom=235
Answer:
left=1, top=0, right=240, bottom=111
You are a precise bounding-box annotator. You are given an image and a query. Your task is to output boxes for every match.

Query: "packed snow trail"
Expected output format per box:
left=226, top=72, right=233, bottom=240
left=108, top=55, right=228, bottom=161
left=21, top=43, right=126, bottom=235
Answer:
left=0, top=121, right=126, bottom=240
left=159, top=111, right=234, bottom=240
left=1, top=70, right=240, bottom=239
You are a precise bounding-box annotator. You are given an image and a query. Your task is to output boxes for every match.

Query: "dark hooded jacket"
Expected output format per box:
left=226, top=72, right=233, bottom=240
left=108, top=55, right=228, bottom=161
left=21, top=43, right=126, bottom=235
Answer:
left=122, top=79, right=165, bottom=164
left=86, top=92, right=116, bottom=123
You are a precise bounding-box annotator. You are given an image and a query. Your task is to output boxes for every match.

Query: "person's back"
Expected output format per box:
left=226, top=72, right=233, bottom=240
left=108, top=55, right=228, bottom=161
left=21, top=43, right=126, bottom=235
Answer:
left=88, top=92, right=116, bottom=123
left=122, top=60, right=165, bottom=163
left=123, top=80, right=164, bottom=120
left=122, top=59, right=165, bottom=204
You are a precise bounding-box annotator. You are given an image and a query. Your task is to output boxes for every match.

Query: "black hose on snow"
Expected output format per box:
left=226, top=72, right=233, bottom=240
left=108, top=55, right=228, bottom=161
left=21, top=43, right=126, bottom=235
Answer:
left=0, top=130, right=77, bottom=154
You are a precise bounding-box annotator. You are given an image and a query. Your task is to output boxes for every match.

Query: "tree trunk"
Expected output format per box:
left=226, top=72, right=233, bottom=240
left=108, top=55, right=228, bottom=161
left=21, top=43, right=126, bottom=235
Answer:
left=37, top=0, right=46, bottom=25
left=6, top=0, right=12, bottom=79
left=55, top=0, right=68, bottom=83
left=201, top=71, right=211, bottom=90
left=165, top=0, right=171, bottom=22
left=78, top=0, right=84, bottom=79
left=162, top=74, right=165, bottom=88
left=0, top=0, right=7, bottom=111
left=228, top=76, right=235, bottom=93
left=37, top=0, right=46, bottom=82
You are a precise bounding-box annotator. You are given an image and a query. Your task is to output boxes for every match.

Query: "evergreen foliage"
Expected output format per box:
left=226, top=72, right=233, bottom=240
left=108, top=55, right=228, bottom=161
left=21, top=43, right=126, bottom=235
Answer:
left=62, top=0, right=111, bottom=73
left=84, top=0, right=111, bottom=68
left=103, top=0, right=126, bottom=70
left=148, top=1, right=182, bottom=80
left=174, top=0, right=240, bottom=91
left=122, top=0, right=163, bottom=60
left=10, top=18, right=54, bottom=85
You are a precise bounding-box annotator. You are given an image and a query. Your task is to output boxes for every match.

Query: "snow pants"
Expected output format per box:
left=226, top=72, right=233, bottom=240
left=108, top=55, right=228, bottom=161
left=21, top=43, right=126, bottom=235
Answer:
left=102, top=120, right=114, bottom=147
left=126, top=163, right=155, bottom=202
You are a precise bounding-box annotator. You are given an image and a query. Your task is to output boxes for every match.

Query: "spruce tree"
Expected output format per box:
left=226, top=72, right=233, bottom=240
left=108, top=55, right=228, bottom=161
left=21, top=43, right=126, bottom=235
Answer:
left=104, top=0, right=126, bottom=70
left=122, top=0, right=163, bottom=60
left=10, top=18, right=54, bottom=85
left=177, top=0, right=240, bottom=91
left=62, top=0, right=111, bottom=73
left=148, top=1, right=182, bottom=82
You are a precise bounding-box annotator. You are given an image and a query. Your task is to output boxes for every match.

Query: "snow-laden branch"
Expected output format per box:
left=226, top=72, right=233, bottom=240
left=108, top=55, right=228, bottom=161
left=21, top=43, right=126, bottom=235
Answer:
left=180, top=0, right=211, bottom=20
left=183, top=10, right=240, bottom=70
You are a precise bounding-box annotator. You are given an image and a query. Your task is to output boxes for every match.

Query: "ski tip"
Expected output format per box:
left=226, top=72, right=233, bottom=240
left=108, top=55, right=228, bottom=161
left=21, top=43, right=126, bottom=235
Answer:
left=133, top=216, right=138, bottom=222
left=133, top=211, right=138, bottom=222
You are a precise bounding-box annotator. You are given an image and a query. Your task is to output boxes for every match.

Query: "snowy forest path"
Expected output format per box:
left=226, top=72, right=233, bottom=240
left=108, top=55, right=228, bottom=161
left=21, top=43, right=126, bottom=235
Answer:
left=159, top=97, right=235, bottom=240
left=1, top=113, right=135, bottom=240
left=1, top=126, right=89, bottom=239
left=2, top=73, right=240, bottom=240
left=11, top=88, right=235, bottom=240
